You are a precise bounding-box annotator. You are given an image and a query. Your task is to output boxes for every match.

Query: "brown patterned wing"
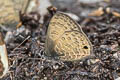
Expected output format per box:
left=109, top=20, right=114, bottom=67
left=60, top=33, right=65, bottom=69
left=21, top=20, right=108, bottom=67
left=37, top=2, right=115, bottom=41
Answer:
left=0, top=0, right=30, bottom=27
left=0, top=32, right=8, bottom=78
left=45, top=12, right=93, bottom=61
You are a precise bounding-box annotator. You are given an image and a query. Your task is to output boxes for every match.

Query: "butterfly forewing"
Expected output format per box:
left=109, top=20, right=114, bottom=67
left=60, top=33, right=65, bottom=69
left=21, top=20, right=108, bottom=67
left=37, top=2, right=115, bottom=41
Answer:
left=45, top=11, right=93, bottom=61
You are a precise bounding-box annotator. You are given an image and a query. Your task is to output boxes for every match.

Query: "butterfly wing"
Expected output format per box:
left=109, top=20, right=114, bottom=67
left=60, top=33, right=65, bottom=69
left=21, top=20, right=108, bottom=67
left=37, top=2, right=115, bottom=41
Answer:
left=0, top=0, right=30, bottom=27
left=0, top=32, right=8, bottom=78
left=45, top=12, right=93, bottom=61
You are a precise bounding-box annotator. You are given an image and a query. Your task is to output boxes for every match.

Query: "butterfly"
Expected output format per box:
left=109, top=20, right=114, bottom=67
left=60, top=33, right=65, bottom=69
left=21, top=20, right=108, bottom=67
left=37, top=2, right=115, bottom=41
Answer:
left=0, top=0, right=36, bottom=29
left=45, top=11, right=93, bottom=61
left=0, top=32, right=8, bottom=78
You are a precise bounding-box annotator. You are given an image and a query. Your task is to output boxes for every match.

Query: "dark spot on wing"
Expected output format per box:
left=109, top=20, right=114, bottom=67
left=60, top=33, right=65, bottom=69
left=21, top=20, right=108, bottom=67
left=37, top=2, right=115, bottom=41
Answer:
left=83, top=46, right=88, bottom=49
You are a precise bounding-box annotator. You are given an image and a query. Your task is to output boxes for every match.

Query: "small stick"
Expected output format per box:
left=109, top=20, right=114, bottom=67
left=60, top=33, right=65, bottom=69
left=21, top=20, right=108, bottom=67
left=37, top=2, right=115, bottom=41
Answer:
left=12, top=36, right=30, bottom=53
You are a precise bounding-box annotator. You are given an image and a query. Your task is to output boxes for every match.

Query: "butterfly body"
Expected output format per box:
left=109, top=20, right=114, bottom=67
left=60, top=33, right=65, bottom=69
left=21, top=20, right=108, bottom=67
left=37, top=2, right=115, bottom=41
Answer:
left=0, top=33, right=8, bottom=78
left=45, top=12, right=93, bottom=61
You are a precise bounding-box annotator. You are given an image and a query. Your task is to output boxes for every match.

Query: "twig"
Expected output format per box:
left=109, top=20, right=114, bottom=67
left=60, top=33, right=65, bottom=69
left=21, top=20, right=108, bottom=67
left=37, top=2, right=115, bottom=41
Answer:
left=12, top=36, right=30, bottom=53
